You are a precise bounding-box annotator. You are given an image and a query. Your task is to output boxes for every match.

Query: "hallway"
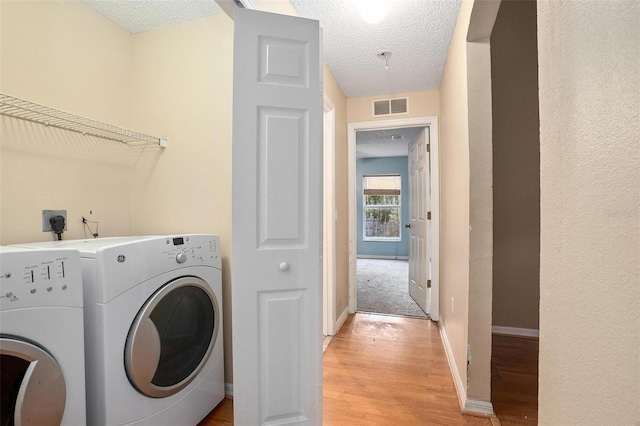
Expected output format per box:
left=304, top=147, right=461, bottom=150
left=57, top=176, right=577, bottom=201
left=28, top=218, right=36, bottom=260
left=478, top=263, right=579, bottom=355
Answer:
left=201, top=313, right=491, bottom=425
left=323, top=313, right=489, bottom=425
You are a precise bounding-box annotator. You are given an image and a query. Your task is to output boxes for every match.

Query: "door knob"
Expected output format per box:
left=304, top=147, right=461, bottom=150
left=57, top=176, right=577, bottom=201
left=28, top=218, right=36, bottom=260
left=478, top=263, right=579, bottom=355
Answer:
left=404, top=224, right=411, bottom=229
left=279, top=262, right=289, bottom=272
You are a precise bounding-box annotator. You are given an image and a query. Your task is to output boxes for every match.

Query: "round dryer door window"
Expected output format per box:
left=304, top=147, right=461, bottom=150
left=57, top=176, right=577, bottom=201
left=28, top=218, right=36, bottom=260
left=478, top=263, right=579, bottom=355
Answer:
left=124, top=276, right=219, bottom=398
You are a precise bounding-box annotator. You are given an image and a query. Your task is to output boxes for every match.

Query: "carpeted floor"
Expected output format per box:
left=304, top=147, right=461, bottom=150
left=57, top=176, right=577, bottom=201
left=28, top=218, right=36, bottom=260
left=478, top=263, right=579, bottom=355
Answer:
left=357, top=258, right=427, bottom=317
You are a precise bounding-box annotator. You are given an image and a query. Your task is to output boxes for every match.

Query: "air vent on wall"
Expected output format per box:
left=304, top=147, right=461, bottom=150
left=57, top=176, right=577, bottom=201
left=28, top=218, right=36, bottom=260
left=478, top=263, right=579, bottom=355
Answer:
left=372, top=97, right=408, bottom=117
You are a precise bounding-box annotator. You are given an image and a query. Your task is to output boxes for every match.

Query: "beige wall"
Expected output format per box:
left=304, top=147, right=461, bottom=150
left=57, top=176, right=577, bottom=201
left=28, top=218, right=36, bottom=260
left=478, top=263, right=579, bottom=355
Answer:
left=537, top=1, right=640, bottom=423
left=129, top=13, right=235, bottom=385
left=0, top=1, right=134, bottom=244
left=0, top=1, right=236, bottom=383
left=491, top=0, right=540, bottom=330
left=347, top=90, right=439, bottom=123
left=438, top=0, right=473, bottom=402
left=323, top=64, right=350, bottom=320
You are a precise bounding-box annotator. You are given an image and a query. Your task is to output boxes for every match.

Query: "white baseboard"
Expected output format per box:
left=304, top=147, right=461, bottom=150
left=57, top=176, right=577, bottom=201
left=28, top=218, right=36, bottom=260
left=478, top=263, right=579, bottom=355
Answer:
left=492, top=326, right=539, bottom=338
left=438, top=321, right=466, bottom=410
left=464, top=399, right=495, bottom=416
left=439, top=321, right=495, bottom=417
left=335, top=306, right=350, bottom=334
left=224, top=383, right=233, bottom=396
left=356, top=255, right=409, bottom=260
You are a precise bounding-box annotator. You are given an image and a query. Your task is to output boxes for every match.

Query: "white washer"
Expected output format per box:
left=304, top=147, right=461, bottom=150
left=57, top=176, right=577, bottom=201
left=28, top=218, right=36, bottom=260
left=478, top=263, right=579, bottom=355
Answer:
left=15, top=235, right=224, bottom=426
left=0, top=246, right=87, bottom=425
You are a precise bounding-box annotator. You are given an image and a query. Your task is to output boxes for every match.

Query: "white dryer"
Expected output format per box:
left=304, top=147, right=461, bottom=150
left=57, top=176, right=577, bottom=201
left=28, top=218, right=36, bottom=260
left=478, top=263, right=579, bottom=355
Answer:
left=0, top=246, right=86, bottom=425
left=15, top=235, right=224, bottom=426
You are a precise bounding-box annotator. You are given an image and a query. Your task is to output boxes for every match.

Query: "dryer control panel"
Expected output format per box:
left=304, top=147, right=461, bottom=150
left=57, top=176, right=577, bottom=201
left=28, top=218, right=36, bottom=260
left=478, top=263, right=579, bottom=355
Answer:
left=0, top=248, right=83, bottom=310
left=160, top=235, right=221, bottom=269
left=93, top=235, right=221, bottom=303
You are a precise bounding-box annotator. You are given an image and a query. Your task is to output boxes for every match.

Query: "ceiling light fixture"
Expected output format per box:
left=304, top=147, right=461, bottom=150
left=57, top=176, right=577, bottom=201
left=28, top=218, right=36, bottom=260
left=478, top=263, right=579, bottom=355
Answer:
left=377, top=51, right=392, bottom=70
left=358, top=0, right=389, bottom=24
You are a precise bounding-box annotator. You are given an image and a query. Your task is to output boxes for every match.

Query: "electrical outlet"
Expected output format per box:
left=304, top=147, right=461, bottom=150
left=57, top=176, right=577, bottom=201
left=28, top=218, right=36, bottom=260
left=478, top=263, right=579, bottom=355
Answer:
left=42, top=210, right=67, bottom=232
left=451, top=297, right=455, bottom=315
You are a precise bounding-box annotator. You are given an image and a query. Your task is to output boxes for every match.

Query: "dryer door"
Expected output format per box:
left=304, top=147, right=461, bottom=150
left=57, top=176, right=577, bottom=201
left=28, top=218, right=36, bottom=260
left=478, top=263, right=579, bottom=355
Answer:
left=125, top=276, right=219, bottom=398
left=0, top=337, right=66, bottom=426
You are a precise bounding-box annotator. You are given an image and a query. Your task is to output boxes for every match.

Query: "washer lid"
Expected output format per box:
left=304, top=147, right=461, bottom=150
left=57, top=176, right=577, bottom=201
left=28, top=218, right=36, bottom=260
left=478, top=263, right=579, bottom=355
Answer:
left=124, top=276, right=219, bottom=398
left=0, top=337, right=66, bottom=425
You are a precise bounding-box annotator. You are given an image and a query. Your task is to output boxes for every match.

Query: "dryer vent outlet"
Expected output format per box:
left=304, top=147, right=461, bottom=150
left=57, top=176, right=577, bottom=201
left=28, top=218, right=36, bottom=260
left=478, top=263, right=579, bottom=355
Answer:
left=42, top=210, right=67, bottom=232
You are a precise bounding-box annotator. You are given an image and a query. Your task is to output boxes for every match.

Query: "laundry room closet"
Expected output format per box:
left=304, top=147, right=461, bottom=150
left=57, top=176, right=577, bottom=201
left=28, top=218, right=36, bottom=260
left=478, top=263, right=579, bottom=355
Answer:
left=0, top=0, right=235, bottom=385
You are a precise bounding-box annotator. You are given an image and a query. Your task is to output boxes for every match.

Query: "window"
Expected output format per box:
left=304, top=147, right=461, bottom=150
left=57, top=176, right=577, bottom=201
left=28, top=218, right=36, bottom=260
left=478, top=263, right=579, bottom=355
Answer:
left=363, top=175, right=401, bottom=241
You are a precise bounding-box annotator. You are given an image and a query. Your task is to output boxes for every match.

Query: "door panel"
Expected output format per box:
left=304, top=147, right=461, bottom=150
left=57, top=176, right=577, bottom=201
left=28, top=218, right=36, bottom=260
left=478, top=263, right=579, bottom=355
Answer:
left=232, top=7, right=323, bottom=425
left=408, top=128, right=430, bottom=315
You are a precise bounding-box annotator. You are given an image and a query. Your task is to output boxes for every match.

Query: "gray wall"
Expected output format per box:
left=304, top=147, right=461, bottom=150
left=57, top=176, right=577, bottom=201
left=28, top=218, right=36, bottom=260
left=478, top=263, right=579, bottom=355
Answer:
left=490, top=0, right=540, bottom=330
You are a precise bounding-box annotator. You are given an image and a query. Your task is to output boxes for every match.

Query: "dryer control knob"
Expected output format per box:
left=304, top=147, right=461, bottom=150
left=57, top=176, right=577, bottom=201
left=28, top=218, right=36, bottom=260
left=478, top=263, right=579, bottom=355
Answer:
left=176, top=252, right=187, bottom=264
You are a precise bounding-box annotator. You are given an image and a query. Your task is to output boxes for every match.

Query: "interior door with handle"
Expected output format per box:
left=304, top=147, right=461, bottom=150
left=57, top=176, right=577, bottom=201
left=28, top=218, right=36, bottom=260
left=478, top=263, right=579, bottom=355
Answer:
left=231, top=6, right=323, bottom=425
left=408, top=127, right=431, bottom=315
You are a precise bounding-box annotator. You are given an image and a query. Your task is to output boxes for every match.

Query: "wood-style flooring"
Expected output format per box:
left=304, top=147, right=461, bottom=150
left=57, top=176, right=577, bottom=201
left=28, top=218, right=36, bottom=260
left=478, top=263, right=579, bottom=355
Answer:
left=199, top=315, right=540, bottom=425
left=491, top=334, right=539, bottom=425
left=200, top=313, right=492, bottom=425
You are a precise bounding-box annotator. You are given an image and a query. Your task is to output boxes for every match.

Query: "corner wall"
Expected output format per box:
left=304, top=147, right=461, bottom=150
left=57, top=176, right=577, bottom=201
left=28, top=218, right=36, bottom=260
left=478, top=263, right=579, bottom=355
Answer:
left=537, top=1, right=640, bottom=423
left=438, top=0, right=473, bottom=405
left=438, top=0, right=498, bottom=411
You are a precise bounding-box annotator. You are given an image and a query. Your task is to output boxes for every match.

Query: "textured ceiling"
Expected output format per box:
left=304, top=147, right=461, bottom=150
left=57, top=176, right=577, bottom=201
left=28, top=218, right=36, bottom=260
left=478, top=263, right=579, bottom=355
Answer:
left=356, top=127, right=424, bottom=159
left=81, top=0, right=221, bottom=34
left=290, top=0, right=461, bottom=98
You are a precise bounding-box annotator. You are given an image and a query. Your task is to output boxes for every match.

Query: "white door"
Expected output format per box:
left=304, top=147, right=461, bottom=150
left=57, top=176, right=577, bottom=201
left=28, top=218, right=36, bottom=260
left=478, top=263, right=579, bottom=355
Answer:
left=231, top=7, right=323, bottom=426
left=408, top=128, right=431, bottom=315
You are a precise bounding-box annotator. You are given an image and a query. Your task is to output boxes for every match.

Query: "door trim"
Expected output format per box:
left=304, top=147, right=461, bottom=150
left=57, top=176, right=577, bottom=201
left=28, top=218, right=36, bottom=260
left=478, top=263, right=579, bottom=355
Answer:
left=323, top=94, right=337, bottom=336
left=348, top=116, right=440, bottom=321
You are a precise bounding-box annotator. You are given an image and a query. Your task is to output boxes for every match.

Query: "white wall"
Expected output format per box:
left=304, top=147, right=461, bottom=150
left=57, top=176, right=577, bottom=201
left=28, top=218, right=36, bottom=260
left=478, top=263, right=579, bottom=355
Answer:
left=537, top=1, right=640, bottom=423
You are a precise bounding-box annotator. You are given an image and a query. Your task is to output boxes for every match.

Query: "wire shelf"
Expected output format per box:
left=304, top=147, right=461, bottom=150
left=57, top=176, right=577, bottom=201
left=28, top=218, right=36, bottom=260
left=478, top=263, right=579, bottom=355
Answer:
left=0, top=93, right=167, bottom=147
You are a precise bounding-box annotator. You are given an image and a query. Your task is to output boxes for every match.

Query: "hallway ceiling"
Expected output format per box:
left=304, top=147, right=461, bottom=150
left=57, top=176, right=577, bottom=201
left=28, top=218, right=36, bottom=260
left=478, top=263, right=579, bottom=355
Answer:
left=289, top=0, right=460, bottom=98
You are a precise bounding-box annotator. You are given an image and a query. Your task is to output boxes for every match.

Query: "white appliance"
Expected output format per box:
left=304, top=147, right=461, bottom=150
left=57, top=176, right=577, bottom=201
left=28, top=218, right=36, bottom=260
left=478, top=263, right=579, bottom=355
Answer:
left=0, top=246, right=87, bottom=425
left=15, top=235, right=224, bottom=426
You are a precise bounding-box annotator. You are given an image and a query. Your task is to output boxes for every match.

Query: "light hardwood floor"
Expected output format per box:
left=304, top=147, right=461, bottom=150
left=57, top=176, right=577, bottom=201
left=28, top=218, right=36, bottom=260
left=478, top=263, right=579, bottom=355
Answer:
left=200, top=313, right=492, bottom=425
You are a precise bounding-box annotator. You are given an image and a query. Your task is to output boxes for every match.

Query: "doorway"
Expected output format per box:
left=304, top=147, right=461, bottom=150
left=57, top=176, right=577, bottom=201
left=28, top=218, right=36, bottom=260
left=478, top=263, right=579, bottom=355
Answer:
left=354, top=136, right=426, bottom=318
left=357, top=258, right=426, bottom=317
left=347, top=116, right=440, bottom=321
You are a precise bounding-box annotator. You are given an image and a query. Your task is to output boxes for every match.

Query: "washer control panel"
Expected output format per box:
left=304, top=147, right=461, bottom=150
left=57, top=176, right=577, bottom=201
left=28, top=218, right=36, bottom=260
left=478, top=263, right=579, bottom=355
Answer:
left=0, top=248, right=83, bottom=310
